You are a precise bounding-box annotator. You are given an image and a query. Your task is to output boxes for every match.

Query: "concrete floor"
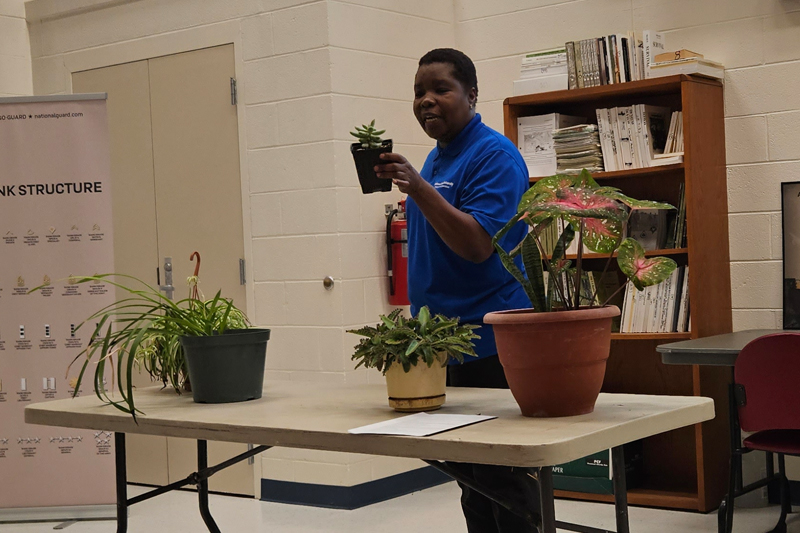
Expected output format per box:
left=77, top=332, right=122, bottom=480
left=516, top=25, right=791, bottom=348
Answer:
left=1, top=482, right=798, bottom=532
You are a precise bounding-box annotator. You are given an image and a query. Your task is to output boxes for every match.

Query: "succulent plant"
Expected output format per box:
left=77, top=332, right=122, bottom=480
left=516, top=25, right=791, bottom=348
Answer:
left=350, top=119, right=386, bottom=149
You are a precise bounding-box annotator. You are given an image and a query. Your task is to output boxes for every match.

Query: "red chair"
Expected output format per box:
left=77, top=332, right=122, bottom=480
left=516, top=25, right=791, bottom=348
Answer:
left=718, top=332, right=800, bottom=533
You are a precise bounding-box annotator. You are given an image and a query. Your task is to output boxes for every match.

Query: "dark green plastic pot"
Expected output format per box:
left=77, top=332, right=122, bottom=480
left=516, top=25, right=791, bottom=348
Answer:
left=351, top=139, right=393, bottom=194
left=180, top=328, right=270, bottom=404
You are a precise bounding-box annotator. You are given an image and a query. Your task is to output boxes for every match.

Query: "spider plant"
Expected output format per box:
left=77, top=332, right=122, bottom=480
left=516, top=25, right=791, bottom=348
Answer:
left=42, top=273, right=248, bottom=419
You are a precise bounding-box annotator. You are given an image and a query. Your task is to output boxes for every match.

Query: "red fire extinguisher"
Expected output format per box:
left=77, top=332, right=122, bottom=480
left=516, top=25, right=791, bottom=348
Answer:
left=386, top=199, right=409, bottom=305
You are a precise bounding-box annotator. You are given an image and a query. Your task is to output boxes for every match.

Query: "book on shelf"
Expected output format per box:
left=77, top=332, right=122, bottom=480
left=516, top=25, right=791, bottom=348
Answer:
left=517, top=113, right=585, bottom=177
left=665, top=182, right=687, bottom=249
left=538, top=31, right=721, bottom=91
left=619, top=266, right=689, bottom=333
left=654, top=49, right=703, bottom=62
left=642, top=30, right=666, bottom=79
left=521, top=48, right=568, bottom=67
left=592, top=105, right=677, bottom=171
left=593, top=271, right=624, bottom=332
left=639, top=105, right=672, bottom=166
left=652, top=57, right=723, bottom=69
left=513, top=75, right=568, bottom=96
left=628, top=208, right=668, bottom=251
left=653, top=152, right=683, bottom=166
left=676, top=266, right=690, bottom=333
left=538, top=218, right=590, bottom=256
left=514, top=48, right=569, bottom=95
left=553, top=124, right=603, bottom=174
left=664, top=111, right=684, bottom=154
left=564, top=31, right=647, bottom=89
left=649, top=58, right=724, bottom=80
left=566, top=42, right=578, bottom=89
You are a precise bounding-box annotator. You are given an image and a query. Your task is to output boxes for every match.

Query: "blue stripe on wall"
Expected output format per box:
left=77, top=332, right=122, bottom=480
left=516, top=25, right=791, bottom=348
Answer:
left=260, top=466, right=453, bottom=510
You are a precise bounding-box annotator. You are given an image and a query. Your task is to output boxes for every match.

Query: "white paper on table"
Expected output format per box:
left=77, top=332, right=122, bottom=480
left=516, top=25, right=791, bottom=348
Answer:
left=348, top=413, right=497, bottom=437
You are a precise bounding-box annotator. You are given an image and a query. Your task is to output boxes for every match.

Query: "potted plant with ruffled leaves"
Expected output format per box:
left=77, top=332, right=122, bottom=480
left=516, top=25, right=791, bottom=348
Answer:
left=348, top=307, right=479, bottom=412
left=350, top=119, right=393, bottom=194
left=487, top=169, right=677, bottom=417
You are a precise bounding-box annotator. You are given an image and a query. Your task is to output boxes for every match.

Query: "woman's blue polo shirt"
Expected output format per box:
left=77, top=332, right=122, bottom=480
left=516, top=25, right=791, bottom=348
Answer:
left=405, top=114, right=530, bottom=361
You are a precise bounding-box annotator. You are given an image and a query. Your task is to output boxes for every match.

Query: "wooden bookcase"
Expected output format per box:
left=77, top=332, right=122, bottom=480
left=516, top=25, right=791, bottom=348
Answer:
left=503, top=75, right=732, bottom=512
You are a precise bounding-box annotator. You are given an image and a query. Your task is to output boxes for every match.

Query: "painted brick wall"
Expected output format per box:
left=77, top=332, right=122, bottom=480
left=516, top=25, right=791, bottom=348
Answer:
left=19, top=0, right=800, bottom=490
left=454, top=0, right=800, bottom=332
left=0, top=0, right=32, bottom=96
left=452, top=0, right=800, bottom=490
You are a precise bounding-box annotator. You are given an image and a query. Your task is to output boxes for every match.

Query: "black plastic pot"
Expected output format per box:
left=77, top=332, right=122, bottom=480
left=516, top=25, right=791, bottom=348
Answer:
left=180, top=328, right=270, bottom=404
left=351, top=139, right=393, bottom=194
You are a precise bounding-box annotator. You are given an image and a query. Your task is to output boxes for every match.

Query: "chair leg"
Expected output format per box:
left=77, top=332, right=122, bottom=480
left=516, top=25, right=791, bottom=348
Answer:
left=717, top=500, right=728, bottom=533
left=769, top=454, right=790, bottom=533
left=779, top=454, right=792, bottom=516
left=719, top=449, right=740, bottom=533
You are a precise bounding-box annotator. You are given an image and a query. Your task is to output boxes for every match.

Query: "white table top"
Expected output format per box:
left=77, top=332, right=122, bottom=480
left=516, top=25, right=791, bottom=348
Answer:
left=25, top=381, right=714, bottom=467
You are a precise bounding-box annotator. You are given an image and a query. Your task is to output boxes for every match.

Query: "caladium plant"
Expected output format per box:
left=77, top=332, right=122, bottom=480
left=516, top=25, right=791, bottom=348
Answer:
left=493, top=169, right=678, bottom=312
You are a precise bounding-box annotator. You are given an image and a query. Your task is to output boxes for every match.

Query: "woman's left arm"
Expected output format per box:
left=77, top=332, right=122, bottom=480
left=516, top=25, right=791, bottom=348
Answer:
left=376, top=152, right=494, bottom=263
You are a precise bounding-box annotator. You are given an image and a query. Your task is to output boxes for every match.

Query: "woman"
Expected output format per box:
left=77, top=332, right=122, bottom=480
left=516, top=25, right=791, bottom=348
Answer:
left=375, top=48, right=540, bottom=533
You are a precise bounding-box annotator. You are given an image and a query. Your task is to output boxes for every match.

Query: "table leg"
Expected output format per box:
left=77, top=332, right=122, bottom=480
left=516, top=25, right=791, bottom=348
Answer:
left=611, top=446, right=630, bottom=533
left=114, top=433, right=128, bottom=533
left=197, top=440, right=222, bottom=533
left=539, top=466, right=557, bottom=533
left=729, top=369, right=743, bottom=492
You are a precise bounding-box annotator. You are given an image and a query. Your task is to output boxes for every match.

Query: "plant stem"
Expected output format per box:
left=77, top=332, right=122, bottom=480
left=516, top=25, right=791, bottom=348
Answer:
left=574, top=219, right=584, bottom=309
left=589, top=234, right=625, bottom=305
left=532, top=228, right=565, bottom=312
left=600, top=280, right=628, bottom=308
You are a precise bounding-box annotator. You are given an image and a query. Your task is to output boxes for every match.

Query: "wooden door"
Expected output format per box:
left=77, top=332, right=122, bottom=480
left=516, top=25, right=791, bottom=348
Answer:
left=71, top=44, right=253, bottom=496
left=72, top=60, right=167, bottom=487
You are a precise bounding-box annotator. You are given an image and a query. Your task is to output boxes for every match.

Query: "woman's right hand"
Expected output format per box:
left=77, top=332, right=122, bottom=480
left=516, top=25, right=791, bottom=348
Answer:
left=374, top=152, right=426, bottom=195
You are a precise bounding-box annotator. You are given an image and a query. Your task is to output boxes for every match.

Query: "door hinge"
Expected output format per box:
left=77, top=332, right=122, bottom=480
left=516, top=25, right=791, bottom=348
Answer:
left=230, top=77, right=238, bottom=105
left=239, top=258, right=246, bottom=285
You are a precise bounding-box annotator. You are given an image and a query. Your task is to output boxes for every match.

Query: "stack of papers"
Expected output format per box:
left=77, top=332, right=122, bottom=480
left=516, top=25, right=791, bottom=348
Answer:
left=348, top=413, right=497, bottom=437
left=553, top=124, right=604, bottom=174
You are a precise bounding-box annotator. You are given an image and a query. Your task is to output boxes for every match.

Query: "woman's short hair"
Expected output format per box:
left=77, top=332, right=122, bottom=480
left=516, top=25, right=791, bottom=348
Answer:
left=419, top=48, right=478, bottom=96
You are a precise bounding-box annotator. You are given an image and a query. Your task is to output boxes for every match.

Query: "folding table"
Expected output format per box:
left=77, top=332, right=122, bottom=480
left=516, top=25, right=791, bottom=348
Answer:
left=26, top=381, right=714, bottom=533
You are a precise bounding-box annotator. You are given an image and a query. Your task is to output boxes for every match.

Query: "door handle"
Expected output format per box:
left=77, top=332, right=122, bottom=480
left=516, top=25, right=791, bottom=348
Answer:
left=159, top=257, right=174, bottom=300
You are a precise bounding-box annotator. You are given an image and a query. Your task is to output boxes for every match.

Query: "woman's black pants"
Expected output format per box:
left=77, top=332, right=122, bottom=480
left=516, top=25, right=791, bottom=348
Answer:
left=447, top=355, right=541, bottom=533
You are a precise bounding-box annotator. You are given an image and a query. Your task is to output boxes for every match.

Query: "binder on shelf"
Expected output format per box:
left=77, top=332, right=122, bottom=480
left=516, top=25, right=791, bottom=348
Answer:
left=517, top=113, right=584, bottom=177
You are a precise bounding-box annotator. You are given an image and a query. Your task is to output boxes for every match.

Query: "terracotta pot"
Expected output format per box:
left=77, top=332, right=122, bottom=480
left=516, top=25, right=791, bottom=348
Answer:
left=384, top=353, right=447, bottom=412
left=485, top=306, right=620, bottom=417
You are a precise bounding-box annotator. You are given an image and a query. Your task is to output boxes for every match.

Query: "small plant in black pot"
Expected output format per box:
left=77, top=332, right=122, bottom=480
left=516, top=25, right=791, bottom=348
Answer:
left=350, top=119, right=393, bottom=194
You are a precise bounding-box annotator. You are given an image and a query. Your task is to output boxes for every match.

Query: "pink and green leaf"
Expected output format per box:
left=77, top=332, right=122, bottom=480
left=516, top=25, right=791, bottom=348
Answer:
left=617, top=238, right=678, bottom=291
left=524, top=185, right=627, bottom=222
left=598, top=189, right=675, bottom=211
left=566, top=215, right=623, bottom=253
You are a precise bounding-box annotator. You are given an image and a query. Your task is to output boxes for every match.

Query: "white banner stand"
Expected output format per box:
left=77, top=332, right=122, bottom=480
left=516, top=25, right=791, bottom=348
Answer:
left=0, top=94, right=116, bottom=523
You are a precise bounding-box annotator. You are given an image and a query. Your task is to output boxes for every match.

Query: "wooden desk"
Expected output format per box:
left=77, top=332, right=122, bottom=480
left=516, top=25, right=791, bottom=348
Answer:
left=658, top=329, right=793, bottom=533
left=26, top=382, right=714, bottom=533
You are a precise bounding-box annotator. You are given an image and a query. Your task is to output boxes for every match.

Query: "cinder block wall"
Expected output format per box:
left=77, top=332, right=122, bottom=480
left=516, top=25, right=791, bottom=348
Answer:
left=247, top=0, right=455, bottom=486
left=454, top=0, right=800, bottom=332
left=0, top=0, right=32, bottom=96
left=454, top=0, right=800, bottom=491
left=21, top=0, right=800, bottom=490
